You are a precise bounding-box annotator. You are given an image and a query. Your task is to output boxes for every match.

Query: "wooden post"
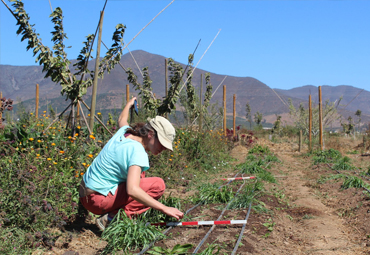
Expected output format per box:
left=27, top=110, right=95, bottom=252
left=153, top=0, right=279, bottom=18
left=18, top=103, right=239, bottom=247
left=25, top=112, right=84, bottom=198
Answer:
left=76, top=102, right=80, bottom=125
left=126, top=84, right=130, bottom=105
left=299, top=130, right=302, bottom=152
left=199, top=74, right=203, bottom=132
left=89, top=10, right=104, bottom=131
left=318, top=86, right=323, bottom=150
left=309, top=95, right=312, bottom=151
left=165, top=58, right=168, bottom=119
left=0, top=91, right=2, bottom=121
left=233, top=94, right=236, bottom=137
left=223, top=85, right=226, bottom=136
left=35, top=84, right=39, bottom=119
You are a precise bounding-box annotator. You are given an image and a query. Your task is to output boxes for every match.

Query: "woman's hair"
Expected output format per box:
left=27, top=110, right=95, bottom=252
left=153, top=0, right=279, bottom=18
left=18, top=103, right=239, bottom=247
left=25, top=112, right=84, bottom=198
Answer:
left=126, top=122, right=157, bottom=137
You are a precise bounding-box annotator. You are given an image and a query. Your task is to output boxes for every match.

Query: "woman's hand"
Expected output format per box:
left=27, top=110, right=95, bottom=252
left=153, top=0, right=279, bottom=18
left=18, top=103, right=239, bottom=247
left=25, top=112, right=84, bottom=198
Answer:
left=162, top=206, right=184, bottom=220
left=118, top=96, right=137, bottom=128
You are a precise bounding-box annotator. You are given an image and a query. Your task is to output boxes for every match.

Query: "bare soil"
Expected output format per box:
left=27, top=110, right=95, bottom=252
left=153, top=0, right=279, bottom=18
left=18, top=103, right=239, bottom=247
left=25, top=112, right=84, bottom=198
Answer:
left=33, top=137, right=370, bottom=255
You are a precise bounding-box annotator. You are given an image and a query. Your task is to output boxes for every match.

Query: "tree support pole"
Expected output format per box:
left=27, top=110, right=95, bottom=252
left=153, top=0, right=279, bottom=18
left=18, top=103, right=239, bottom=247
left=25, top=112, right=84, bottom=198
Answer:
left=90, top=10, right=104, bottom=131
left=35, top=84, right=39, bottom=119
left=309, top=94, right=312, bottom=151
left=165, top=58, right=168, bottom=119
left=318, top=86, right=323, bottom=150
left=233, top=94, right=236, bottom=137
left=223, top=85, right=226, bottom=136
left=199, top=73, right=203, bottom=132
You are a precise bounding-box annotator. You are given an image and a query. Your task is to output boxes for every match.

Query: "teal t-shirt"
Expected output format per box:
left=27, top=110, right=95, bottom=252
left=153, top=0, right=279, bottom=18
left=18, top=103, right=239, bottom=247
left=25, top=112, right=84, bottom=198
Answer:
left=83, top=125, right=150, bottom=196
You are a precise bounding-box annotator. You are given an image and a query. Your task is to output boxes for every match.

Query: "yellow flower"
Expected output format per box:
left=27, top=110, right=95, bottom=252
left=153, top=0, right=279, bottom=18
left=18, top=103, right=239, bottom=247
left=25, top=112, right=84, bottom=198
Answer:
left=182, top=132, right=184, bottom=135
left=82, top=163, right=86, bottom=166
left=75, top=133, right=78, bottom=137
left=77, top=126, right=81, bottom=129
left=36, top=154, right=40, bottom=157
left=97, top=112, right=101, bottom=115
left=88, top=154, right=93, bottom=158
left=174, top=142, right=177, bottom=145
left=80, top=172, right=84, bottom=176
left=179, top=153, right=181, bottom=155
left=185, top=165, right=188, bottom=168
left=175, top=146, right=178, bottom=149
left=169, top=159, right=172, bottom=161
left=45, top=117, right=48, bottom=119
left=30, top=113, right=33, bottom=115
left=75, top=175, right=79, bottom=178
left=59, top=151, right=65, bottom=154
left=29, top=138, right=34, bottom=141
left=90, top=135, right=96, bottom=140
left=37, top=140, right=42, bottom=143
left=68, top=136, right=72, bottom=139
left=47, top=158, right=52, bottom=161
left=171, top=155, right=173, bottom=157
left=43, top=111, right=46, bottom=113
left=51, top=143, right=56, bottom=146
left=53, top=162, right=57, bottom=165
left=88, top=114, right=90, bottom=117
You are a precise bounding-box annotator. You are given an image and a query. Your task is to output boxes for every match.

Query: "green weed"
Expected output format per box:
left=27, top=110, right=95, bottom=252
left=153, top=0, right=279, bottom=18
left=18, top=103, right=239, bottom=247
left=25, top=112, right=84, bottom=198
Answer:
left=102, top=210, right=165, bottom=254
left=148, top=244, right=193, bottom=254
left=342, top=176, right=364, bottom=189
left=332, top=156, right=354, bottom=170
left=192, top=183, right=234, bottom=205
left=312, top=149, right=341, bottom=165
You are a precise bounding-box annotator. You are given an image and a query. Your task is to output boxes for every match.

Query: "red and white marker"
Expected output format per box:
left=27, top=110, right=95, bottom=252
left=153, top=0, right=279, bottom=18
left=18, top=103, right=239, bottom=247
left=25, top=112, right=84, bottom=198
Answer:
left=151, top=220, right=247, bottom=227
left=222, top=176, right=256, bottom=181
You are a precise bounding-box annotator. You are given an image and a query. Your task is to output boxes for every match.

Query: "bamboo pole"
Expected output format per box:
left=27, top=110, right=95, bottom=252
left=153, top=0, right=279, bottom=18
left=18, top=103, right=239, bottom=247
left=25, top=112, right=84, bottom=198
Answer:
left=35, top=84, right=39, bottom=119
left=126, top=84, right=130, bottom=105
left=223, top=85, right=226, bottom=136
left=90, top=10, right=104, bottom=131
left=199, top=74, right=203, bottom=132
left=309, top=94, right=312, bottom=151
left=165, top=58, right=168, bottom=119
left=233, top=94, right=236, bottom=137
left=76, top=101, right=80, bottom=125
left=318, top=86, right=323, bottom=150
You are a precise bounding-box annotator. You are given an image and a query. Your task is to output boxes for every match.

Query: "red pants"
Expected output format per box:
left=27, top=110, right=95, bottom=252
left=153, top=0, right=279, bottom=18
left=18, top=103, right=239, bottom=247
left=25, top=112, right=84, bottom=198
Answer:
left=80, top=173, right=165, bottom=218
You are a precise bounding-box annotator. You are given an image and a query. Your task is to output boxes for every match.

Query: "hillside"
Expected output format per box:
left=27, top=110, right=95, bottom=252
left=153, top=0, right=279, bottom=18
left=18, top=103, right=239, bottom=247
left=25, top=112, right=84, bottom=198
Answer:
left=1, top=50, right=368, bottom=126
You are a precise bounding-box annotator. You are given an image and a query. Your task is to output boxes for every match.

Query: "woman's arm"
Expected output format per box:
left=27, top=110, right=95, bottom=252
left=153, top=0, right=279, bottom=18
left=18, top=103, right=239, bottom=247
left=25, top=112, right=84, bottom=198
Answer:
left=118, top=97, right=137, bottom=128
left=126, top=165, right=184, bottom=220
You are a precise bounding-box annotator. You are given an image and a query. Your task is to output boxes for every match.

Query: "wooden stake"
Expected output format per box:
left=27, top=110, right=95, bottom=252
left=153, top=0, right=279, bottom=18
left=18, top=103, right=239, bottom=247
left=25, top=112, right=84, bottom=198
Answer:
left=223, top=85, right=226, bottom=136
left=299, top=130, right=302, bottom=152
left=35, top=84, right=39, bottom=119
left=126, top=84, right=130, bottom=105
left=309, top=94, right=312, bottom=151
left=199, top=73, right=203, bottom=132
left=90, top=10, right=104, bottom=131
left=165, top=58, right=168, bottom=119
left=0, top=91, right=2, bottom=121
left=233, top=94, right=236, bottom=137
left=318, top=86, right=323, bottom=150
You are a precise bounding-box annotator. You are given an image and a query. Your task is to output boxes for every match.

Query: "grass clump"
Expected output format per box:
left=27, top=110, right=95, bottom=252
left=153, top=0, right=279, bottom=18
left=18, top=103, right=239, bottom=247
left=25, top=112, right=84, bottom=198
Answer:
left=341, top=176, right=364, bottom=189
left=248, top=145, right=271, bottom=155
left=192, top=183, right=234, bottom=205
left=332, top=156, right=354, bottom=170
left=312, top=149, right=341, bottom=165
left=102, top=210, right=165, bottom=254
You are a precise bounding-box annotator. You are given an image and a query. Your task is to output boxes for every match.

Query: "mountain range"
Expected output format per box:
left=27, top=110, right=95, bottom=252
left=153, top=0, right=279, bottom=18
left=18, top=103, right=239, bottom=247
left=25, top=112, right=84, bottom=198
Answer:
left=1, top=50, right=369, bottom=127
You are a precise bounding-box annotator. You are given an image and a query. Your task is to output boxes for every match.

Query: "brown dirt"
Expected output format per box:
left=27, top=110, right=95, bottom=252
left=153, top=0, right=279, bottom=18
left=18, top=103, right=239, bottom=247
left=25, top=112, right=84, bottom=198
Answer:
left=34, top=137, right=370, bottom=254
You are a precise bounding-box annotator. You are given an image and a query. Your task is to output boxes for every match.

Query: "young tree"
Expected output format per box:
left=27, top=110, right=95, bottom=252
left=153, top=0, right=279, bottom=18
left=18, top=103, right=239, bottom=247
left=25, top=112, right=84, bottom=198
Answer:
left=245, top=102, right=252, bottom=129
left=254, top=111, right=263, bottom=128
left=355, top=109, right=362, bottom=132
left=289, top=98, right=341, bottom=137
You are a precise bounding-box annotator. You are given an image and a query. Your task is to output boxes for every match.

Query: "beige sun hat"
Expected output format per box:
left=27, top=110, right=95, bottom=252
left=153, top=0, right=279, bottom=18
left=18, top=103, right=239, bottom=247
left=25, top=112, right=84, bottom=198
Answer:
left=148, top=116, right=175, bottom=151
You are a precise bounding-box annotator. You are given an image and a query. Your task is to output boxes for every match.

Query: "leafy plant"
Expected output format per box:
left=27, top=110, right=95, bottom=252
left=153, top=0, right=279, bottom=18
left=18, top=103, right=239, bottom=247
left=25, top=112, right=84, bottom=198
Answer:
left=332, top=156, right=354, bottom=170
left=101, top=210, right=165, bottom=254
left=248, top=145, right=270, bottom=155
left=262, top=218, right=276, bottom=231
left=312, top=149, right=341, bottom=165
left=341, top=176, right=364, bottom=189
left=192, top=183, right=234, bottom=205
left=147, top=244, right=193, bottom=255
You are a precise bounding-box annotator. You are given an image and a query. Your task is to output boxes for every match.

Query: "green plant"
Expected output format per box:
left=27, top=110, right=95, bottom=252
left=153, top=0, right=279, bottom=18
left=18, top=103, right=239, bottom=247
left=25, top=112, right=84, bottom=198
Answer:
left=332, top=156, right=354, bottom=170
left=192, top=183, right=234, bottom=205
left=147, top=244, right=193, bottom=255
left=248, top=145, right=270, bottom=155
left=262, top=218, right=275, bottom=231
left=341, top=176, right=364, bottom=189
left=101, top=210, right=165, bottom=254
left=312, top=149, right=341, bottom=165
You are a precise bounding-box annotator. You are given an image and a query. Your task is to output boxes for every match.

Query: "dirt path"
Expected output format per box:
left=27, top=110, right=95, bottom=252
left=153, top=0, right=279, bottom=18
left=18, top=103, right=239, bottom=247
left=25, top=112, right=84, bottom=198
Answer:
left=278, top=152, right=362, bottom=254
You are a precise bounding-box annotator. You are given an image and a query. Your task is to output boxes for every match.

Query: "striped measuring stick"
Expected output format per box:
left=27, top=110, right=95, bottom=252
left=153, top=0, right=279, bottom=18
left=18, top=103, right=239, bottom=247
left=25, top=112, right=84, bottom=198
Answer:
left=222, top=176, right=256, bottom=181
left=151, top=220, right=247, bottom=227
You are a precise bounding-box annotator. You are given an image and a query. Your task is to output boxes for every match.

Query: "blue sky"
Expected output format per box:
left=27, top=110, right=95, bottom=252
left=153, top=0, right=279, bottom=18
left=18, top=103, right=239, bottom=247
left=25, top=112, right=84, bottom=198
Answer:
left=1, top=0, right=370, bottom=91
